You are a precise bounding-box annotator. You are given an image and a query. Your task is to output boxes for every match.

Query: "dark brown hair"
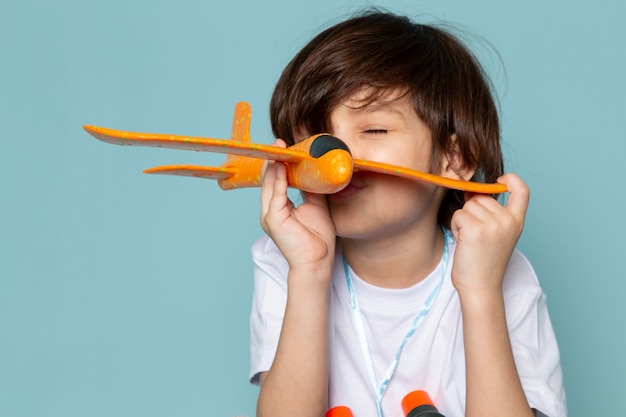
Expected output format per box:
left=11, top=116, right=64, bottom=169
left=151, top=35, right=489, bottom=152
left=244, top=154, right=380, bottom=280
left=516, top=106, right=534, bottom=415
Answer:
left=270, top=10, right=504, bottom=227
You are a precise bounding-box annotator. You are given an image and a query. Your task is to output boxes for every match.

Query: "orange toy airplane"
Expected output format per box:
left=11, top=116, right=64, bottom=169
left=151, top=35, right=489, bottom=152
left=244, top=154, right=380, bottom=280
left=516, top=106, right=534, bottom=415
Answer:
left=83, top=102, right=507, bottom=195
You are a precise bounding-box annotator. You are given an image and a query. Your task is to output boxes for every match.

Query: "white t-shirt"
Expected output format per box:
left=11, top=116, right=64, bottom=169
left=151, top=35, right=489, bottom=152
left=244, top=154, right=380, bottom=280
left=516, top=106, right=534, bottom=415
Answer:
left=249, top=234, right=567, bottom=417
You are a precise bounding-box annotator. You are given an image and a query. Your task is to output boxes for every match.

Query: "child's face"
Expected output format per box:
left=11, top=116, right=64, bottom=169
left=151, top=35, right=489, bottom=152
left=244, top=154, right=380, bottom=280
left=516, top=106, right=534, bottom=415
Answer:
left=325, top=88, right=448, bottom=240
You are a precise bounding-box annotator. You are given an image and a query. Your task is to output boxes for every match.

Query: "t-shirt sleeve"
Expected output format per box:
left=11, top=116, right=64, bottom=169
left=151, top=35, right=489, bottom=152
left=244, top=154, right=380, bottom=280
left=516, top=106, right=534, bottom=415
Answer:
left=503, top=251, right=568, bottom=417
left=249, top=235, right=289, bottom=385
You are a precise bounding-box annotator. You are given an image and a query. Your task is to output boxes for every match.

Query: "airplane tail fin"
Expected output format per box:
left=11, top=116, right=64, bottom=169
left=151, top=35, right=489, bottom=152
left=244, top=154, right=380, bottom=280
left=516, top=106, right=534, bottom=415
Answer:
left=217, top=102, right=265, bottom=190
left=140, top=102, right=265, bottom=189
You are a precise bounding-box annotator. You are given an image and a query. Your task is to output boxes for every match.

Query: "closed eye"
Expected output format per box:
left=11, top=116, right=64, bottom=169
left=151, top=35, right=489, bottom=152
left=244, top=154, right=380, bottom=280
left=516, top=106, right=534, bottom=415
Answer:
left=364, top=129, right=388, bottom=135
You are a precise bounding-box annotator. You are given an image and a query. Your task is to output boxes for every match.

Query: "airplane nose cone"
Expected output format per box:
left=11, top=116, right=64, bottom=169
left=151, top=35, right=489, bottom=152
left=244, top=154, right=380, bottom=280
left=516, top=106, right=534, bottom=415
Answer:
left=309, top=134, right=351, bottom=158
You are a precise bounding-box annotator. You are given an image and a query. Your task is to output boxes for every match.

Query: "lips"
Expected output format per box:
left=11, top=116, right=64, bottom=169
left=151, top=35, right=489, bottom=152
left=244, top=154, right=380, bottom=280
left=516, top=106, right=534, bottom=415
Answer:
left=327, top=172, right=368, bottom=201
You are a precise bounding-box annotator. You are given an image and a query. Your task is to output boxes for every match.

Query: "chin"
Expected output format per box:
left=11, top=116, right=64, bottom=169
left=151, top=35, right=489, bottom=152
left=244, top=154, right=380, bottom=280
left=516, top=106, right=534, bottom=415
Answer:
left=332, top=215, right=389, bottom=240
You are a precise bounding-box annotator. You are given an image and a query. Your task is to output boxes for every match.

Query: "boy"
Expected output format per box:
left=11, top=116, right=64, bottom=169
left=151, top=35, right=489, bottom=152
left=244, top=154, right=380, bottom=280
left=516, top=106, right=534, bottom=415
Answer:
left=250, top=10, right=566, bottom=417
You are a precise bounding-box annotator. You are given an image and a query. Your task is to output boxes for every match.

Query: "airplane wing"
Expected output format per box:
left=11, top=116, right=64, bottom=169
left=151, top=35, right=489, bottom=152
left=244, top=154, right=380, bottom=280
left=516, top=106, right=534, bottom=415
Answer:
left=352, top=159, right=507, bottom=194
left=143, top=165, right=236, bottom=180
left=83, top=125, right=308, bottom=164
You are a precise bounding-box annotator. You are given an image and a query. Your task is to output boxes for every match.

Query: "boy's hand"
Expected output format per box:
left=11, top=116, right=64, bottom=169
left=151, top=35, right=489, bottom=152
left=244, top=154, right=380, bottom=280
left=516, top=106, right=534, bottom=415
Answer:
left=449, top=173, right=530, bottom=294
left=260, top=139, right=337, bottom=276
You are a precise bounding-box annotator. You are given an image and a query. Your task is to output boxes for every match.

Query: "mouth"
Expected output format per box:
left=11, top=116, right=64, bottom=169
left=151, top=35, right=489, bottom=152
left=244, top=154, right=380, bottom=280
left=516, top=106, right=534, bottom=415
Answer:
left=327, top=172, right=368, bottom=202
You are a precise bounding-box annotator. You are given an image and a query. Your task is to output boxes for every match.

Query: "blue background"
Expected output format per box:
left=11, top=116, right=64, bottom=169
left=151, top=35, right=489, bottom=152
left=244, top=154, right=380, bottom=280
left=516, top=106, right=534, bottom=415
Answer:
left=1, top=1, right=624, bottom=416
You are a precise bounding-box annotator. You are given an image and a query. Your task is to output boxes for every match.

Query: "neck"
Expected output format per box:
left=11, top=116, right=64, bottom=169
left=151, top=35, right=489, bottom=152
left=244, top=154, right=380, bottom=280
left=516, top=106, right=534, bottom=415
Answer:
left=340, top=224, right=445, bottom=289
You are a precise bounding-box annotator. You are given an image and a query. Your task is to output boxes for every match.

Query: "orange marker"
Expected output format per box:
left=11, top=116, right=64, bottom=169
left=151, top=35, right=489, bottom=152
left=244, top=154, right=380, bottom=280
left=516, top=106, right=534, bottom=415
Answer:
left=326, top=405, right=354, bottom=417
left=402, top=390, right=445, bottom=417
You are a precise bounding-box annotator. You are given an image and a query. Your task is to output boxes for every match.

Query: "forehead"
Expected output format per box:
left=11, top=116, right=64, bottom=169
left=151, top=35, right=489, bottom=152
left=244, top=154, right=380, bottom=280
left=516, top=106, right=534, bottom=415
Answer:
left=333, top=87, right=415, bottom=119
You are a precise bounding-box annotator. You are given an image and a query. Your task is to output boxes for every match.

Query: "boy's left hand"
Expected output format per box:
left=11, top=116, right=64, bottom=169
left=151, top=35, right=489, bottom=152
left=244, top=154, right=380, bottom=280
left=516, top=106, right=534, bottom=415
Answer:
left=449, top=173, right=530, bottom=294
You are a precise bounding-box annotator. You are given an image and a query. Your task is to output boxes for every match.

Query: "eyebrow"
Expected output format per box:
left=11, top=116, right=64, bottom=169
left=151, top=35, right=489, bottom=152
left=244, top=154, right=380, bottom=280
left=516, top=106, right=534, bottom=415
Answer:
left=344, top=101, right=406, bottom=117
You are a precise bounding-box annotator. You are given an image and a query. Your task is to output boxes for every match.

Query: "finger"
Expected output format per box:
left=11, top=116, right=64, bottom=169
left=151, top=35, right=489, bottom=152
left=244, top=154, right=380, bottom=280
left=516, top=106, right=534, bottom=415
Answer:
left=269, top=139, right=289, bottom=209
left=260, top=139, right=288, bottom=221
left=461, top=193, right=501, bottom=221
left=301, top=190, right=329, bottom=210
left=271, top=161, right=289, bottom=208
left=498, top=173, right=530, bottom=220
left=260, top=161, right=276, bottom=229
left=450, top=207, right=471, bottom=240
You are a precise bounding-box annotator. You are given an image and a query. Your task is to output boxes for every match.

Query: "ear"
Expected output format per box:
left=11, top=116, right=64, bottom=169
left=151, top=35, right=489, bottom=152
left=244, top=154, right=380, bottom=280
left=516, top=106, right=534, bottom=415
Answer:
left=440, top=134, right=476, bottom=181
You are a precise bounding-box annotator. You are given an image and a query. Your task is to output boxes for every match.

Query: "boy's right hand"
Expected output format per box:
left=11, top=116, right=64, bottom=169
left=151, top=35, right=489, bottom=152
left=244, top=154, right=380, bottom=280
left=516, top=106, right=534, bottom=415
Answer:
left=260, top=139, right=337, bottom=277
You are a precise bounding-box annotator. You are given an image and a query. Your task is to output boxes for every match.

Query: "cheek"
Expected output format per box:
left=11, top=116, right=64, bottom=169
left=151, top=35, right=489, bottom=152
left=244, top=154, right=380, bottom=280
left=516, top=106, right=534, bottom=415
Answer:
left=404, top=144, right=435, bottom=172
left=368, top=144, right=433, bottom=173
left=364, top=178, right=439, bottom=218
left=375, top=178, right=443, bottom=217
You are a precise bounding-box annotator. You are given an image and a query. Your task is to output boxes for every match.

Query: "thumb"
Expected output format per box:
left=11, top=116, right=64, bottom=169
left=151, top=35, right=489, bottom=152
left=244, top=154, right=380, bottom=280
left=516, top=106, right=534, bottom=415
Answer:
left=498, top=173, right=530, bottom=220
